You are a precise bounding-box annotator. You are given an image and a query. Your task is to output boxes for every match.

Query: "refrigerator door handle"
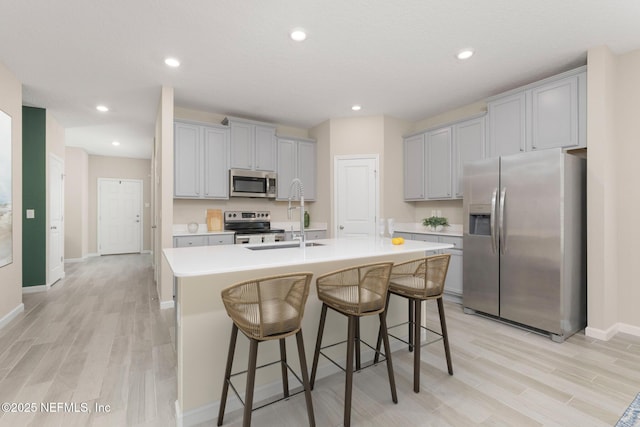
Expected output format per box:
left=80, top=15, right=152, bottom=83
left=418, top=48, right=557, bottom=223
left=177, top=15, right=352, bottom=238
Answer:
left=499, top=187, right=507, bottom=255
left=490, top=188, right=498, bottom=254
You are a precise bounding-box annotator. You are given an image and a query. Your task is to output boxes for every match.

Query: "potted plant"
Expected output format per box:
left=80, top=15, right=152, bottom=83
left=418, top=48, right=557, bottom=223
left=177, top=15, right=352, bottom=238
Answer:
left=422, top=216, right=449, bottom=232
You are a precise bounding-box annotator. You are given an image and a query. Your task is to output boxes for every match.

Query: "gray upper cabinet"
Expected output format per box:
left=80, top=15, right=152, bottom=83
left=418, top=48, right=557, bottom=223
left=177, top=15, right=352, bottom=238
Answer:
left=276, top=137, right=316, bottom=201
left=426, top=127, right=452, bottom=199
left=487, top=67, right=586, bottom=158
left=454, top=117, right=485, bottom=198
left=487, top=92, right=526, bottom=158
left=403, top=133, right=425, bottom=200
left=404, top=116, right=484, bottom=201
left=174, top=120, right=229, bottom=199
left=530, top=73, right=585, bottom=151
left=225, top=117, right=277, bottom=172
left=174, top=122, right=201, bottom=198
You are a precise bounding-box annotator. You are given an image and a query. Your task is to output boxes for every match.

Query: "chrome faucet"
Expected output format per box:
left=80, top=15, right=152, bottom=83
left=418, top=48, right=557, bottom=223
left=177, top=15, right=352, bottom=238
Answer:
left=287, top=178, right=305, bottom=248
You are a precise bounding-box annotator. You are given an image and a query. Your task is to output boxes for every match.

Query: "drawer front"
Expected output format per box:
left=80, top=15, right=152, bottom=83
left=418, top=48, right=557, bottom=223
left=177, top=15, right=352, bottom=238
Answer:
left=208, top=234, right=235, bottom=245
left=440, top=236, right=463, bottom=249
left=411, top=233, right=440, bottom=243
left=393, top=232, right=413, bottom=240
left=174, top=236, right=208, bottom=248
left=305, top=230, right=326, bottom=240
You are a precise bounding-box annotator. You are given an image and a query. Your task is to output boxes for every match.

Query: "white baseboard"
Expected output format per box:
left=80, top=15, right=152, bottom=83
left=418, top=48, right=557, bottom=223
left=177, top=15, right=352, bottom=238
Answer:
left=65, top=257, right=87, bottom=263
left=0, top=303, right=25, bottom=330
left=176, top=333, right=410, bottom=427
left=586, top=322, right=640, bottom=341
left=22, top=285, right=48, bottom=294
left=160, top=300, right=175, bottom=310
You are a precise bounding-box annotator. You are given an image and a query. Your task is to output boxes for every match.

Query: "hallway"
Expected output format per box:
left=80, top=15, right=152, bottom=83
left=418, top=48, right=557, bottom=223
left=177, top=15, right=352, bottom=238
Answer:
left=0, top=254, right=176, bottom=426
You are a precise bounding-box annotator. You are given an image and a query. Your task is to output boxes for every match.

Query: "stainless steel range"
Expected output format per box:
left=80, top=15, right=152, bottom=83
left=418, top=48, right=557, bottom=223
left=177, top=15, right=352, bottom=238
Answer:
left=224, top=211, right=286, bottom=244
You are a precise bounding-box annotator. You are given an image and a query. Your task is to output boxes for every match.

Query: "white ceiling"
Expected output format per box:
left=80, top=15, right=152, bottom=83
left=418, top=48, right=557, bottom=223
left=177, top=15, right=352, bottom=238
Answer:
left=1, top=0, right=639, bottom=159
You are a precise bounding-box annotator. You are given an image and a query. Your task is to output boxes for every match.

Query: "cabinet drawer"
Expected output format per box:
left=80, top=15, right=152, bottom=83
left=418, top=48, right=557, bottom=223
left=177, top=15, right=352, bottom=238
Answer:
left=208, top=234, right=235, bottom=245
left=440, top=236, right=463, bottom=249
left=305, top=230, right=326, bottom=240
left=411, top=233, right=440, bottom=243
left=174, top=236, right=208, bottom=248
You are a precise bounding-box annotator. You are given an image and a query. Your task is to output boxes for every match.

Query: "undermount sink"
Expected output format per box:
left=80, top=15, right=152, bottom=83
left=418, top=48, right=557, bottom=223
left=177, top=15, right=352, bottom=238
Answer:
left=246, top=242, right=325, bottom=251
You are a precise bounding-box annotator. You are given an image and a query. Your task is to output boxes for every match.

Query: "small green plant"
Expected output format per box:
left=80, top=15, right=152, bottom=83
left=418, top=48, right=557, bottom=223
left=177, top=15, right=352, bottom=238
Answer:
left=422, top=216, right=449, bottom=228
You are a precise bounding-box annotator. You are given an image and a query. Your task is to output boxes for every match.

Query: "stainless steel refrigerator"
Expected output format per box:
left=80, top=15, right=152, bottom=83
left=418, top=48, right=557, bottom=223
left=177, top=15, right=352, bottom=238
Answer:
left=462, top=148, right=586, bottom=342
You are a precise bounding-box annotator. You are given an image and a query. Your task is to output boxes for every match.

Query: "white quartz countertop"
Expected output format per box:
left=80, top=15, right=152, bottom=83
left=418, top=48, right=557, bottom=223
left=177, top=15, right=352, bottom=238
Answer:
left=163, top=237, right=453, bottom=277
left=394, top=223, right=463, bottom=237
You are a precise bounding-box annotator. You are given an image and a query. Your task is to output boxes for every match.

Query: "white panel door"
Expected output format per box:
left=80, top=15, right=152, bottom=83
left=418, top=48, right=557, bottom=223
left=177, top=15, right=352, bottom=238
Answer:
left=49, top=154, right=64, bottom=285
left=335, top=156, right=378, bottom=238
left=98, top=178, right=142, bottom=255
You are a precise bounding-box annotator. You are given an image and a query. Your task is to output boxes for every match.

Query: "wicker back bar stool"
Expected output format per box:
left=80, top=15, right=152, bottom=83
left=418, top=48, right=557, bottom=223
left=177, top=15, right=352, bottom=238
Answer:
left=218, top=272, right=315, bottom=427
left=374, top=254, right=453, bottom=393
left=309, top=261, right=397, bottom=427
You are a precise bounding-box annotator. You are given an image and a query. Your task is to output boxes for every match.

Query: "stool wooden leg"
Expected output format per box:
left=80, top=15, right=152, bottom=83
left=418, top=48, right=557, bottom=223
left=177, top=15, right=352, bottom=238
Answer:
left=296, top=330, right=316, bottom=427
left=408, top=298, right=414, bottom=352
left=217, top=323, right=238, bottom=426
left=279, top=338, right=289, bottom=398
left=379, top=312, right=398, bottom=404
left=310, top=303, right=328, bottom=389
left=344, top=315, right=356, bottom=427
left=437, top=297, right=453, bottom=375
left=355, top=318, right=361, bottom=371
left=243, top=339, right=259, bottom=427
left=413, top=298, right=421, bottom=393
left=373, top=292, right=391, bottom=364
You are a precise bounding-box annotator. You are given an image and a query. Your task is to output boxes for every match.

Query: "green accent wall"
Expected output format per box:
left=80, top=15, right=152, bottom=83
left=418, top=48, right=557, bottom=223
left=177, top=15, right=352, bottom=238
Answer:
left=22, top=106, right=46, bottom=287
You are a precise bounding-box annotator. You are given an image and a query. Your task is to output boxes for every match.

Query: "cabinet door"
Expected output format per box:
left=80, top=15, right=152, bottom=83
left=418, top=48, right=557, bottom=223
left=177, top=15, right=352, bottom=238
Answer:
left=203, top=127, right=229, bottom=198
left=174, top=122, right=201, bottom=197
left=403, top=134, right=425, bottom=200
left=426, top=127, right=452, bottom=199
left=443, top=249, right=463, bottom=296
left=530, top=75, right=580, bottom=151
left=454, top=117, right=485, bottom=198
left=488, top=92, right=526, bottom=158
left=298, top=141, right=316, bottom=201
left=229, top=122, right=253, bottom=169
left=276, top=138, right=296, bottom=200
left=254, top=125, right=276, bottom=171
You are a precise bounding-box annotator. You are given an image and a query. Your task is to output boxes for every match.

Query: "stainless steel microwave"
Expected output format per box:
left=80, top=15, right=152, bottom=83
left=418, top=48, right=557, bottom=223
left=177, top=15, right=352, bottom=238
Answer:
left=229, top=169, right=277, bottom=198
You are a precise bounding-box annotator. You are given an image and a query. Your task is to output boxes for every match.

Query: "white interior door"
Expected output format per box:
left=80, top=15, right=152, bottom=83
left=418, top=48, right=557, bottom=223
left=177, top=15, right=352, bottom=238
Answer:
left=334, top=155, right=379, bottom=238
left=49, top=154, right=64, bottom=285
left=98, top=178, right=142, bottom=255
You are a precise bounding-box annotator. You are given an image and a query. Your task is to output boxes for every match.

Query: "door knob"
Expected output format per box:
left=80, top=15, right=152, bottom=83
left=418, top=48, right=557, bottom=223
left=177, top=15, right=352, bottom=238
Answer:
left=339, top=225, right=344, bottom=230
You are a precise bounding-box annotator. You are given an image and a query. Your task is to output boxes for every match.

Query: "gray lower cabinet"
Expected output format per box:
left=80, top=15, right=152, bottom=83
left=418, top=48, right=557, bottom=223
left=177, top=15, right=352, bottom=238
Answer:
left=284, top=230, right=326, bottom=241
left=173, top=234, right=234, bottom=248
left=393, top=232, right=463, bottom=299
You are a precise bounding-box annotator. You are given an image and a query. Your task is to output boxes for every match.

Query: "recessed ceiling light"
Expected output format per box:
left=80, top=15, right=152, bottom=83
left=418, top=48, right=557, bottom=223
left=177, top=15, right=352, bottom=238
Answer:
left=164, top=57, right=181, bottom=67
left=457, top=49, right=474, bottom=60
left=290, top=29, right=307, bottom=42
left=112, top=141, right=120, bottom=146
left=352, top=105, right=362, bottom=111
left=96, top=105, right=109, bottom=112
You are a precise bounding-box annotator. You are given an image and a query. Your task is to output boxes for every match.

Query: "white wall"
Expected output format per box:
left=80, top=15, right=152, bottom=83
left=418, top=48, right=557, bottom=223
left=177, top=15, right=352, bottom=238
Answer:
left=64, top=147, right=89, bottom=260
left=0, top=61, right=23, bottom=323
left=614, top=48, right=640, bottom=331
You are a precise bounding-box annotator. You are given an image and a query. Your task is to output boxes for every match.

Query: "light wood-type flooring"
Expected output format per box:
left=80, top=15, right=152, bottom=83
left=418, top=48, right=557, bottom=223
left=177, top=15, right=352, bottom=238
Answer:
left=1, top=254, right=639, bottom=426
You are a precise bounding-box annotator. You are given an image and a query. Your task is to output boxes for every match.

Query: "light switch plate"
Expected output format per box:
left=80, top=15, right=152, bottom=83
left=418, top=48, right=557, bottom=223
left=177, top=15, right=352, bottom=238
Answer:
left=26, top=209, right=35, bottom=219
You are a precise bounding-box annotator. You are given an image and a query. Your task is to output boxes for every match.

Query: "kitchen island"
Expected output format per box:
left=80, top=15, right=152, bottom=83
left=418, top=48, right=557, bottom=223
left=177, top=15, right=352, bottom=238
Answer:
left=163, top=237, right=453, bottom=426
